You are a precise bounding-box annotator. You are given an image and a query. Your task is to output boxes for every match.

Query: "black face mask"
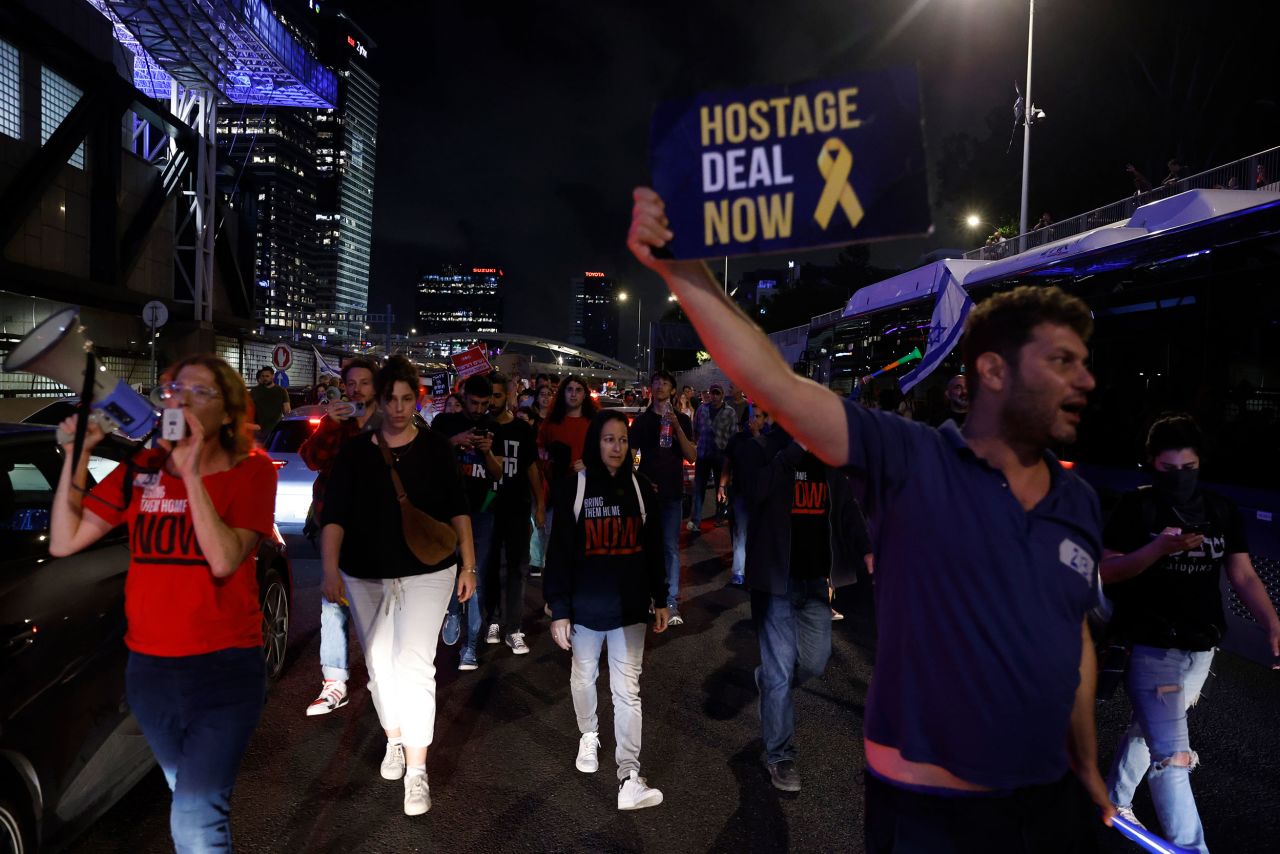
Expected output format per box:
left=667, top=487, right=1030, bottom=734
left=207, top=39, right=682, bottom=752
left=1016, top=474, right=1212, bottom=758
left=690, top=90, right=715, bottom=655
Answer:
left=1154, top=468, right=1199, bottom=505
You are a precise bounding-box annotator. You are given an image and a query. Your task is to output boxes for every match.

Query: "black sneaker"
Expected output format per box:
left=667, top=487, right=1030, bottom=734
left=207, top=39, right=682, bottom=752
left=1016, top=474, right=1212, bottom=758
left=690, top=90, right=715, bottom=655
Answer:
left=767, top=759, right=801, bottom=792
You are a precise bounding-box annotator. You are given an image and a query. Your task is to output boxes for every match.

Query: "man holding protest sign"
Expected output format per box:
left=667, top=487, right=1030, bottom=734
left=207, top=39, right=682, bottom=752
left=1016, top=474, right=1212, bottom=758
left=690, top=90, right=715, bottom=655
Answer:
left=630, top=67, right=1114, bottom=851
left=629, top=189, right=1113, bottom=850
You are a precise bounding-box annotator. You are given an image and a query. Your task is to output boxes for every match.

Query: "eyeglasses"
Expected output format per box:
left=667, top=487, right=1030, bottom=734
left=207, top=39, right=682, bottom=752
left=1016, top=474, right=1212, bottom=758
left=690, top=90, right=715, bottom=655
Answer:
left=712, top=390, right=724, bottom=396
left=157, top=382, right=222, bottom=404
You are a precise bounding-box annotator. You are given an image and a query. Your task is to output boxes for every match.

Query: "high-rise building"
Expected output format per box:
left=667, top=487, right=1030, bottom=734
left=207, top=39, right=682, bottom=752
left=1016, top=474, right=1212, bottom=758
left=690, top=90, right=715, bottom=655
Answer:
left=569, top=272, right=619, bottom=358
left=416, top=265, right=505, bottom=337
left=313, top=11, right=378, bottom=322
left=214, top=1, right=379, bottom=339
left=216, top=109, right=320, bottom=335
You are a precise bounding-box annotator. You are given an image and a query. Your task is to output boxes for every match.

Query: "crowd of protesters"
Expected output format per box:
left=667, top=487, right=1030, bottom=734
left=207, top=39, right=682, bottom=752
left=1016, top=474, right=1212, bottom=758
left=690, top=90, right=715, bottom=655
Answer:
left=51, top=204, right=1280, bottom=849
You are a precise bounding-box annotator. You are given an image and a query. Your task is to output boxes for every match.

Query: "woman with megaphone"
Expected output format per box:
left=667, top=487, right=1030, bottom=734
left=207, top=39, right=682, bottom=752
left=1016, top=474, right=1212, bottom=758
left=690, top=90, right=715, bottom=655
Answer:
left=49, top=354, right=277, bottom=854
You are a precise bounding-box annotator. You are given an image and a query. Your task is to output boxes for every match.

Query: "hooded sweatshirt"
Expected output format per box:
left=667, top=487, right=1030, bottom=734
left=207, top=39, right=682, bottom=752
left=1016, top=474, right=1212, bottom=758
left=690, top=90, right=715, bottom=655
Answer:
left=544, top=467, right=668, bottom=631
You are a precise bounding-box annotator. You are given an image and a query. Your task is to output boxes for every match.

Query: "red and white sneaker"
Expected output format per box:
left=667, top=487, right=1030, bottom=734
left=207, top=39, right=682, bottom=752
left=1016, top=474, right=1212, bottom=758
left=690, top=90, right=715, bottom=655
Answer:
left=306, top=680, right=348, bottom=717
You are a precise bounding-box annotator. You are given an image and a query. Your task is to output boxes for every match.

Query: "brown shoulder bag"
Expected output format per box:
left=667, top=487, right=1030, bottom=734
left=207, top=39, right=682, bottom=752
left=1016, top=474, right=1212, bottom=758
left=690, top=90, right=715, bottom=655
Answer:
left=376, top=434, right=459, bottom=565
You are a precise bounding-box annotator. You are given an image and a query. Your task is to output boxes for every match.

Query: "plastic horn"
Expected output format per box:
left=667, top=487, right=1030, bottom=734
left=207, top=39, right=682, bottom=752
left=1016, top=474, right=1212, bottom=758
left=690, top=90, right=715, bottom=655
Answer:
left=858, top=347, right=924, bottom=385
left=1111, top=815, right=1197, bottom=854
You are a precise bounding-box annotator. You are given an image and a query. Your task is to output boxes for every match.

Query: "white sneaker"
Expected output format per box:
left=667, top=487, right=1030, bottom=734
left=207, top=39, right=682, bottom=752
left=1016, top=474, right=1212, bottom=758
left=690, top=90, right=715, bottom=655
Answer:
left=505, top=632, right=530, bottom=655
left=380, top=742, right=406, bottom=780
left=403, top=773, right=431, bottom=816
left=1115, top=806, right=1145, bottom=830
left=618, top=770, right=663, bottom=810
left=575, top=731, right=600, bottom=773
left=685, top=521, right=697, bottom=532
left=486, top=623, right=501, bottom=644
left=306, top=680, right=348, bottom=716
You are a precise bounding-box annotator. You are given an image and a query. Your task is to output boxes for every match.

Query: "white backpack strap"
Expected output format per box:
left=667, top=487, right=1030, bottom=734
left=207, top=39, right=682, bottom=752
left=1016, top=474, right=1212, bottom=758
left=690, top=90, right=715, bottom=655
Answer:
left=573, top=470, right=587, bottom=522
left=631, top=474, right=647, bottom=525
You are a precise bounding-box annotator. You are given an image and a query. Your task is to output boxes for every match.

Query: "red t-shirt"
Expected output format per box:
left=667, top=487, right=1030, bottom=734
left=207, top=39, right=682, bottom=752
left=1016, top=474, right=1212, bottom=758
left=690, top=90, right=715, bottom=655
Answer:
left=537, top=415, right=591, bottom=483
left=87, top=448, right=277, bottom=657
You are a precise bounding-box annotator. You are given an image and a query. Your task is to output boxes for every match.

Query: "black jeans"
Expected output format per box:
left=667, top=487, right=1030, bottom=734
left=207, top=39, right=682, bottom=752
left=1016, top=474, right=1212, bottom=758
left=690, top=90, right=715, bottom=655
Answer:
left=127, top=647, right=265, bottom=853
left=484, top=507, right=531, bottom=634
left=864, top=770, right=1099, bottom=854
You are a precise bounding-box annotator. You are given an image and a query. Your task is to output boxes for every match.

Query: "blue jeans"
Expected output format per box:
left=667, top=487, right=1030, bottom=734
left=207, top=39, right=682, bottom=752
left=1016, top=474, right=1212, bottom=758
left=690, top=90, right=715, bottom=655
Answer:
left=447, top=510, right=495, bottom=649
left=690, top=456, right=723, bottom=525
left=657, top=496, right=683, bottom=609
left=751, top=577, right=832, bottom=764
left=569, top=623, right=647, bottom=780
left=529, top=508, right=548, bottom=568
left=127, top=648, right=265, bottom=853
left=319, top=598, right=349, bottom=682
left=1107, top=644, right=1215, bottom=854
left=731, top=495, right=748, bottom=579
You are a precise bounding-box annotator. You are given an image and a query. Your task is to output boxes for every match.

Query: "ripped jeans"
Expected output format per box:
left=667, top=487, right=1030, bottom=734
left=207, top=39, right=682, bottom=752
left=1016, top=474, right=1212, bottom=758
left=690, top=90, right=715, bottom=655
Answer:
left=1107, top=644, right=1215, bottom=854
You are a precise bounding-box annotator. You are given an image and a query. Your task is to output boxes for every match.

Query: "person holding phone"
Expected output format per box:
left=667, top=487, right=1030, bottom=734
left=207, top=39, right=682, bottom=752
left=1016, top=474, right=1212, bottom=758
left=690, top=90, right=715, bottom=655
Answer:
left=320, top=356, right=476, bottom=816
left=50, top=354, right=276, bottom=853
left=1100, top=414, right=1280, bottom=853
left=298, top=356, right=379, bottom=716
left=431, top=374, right=503, bottom=669
left=545, top=410, right=669, bottom=811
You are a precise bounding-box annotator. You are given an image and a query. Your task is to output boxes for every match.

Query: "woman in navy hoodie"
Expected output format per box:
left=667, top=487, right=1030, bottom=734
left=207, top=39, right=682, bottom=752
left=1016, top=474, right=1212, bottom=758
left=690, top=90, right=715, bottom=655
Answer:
left=545, top=410, right=670, bottom=811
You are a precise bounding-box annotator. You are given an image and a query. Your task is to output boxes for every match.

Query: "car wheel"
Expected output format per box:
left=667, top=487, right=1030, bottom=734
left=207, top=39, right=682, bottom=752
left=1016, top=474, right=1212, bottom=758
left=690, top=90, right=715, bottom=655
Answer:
left=0, top=795, right=31, bottom=854
left=259, top=566, right=290, bottom=682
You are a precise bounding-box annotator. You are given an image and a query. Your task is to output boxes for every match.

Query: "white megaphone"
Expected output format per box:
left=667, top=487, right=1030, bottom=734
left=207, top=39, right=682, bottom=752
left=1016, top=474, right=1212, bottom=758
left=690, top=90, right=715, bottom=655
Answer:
left=3, top=306, right=158, bottom=442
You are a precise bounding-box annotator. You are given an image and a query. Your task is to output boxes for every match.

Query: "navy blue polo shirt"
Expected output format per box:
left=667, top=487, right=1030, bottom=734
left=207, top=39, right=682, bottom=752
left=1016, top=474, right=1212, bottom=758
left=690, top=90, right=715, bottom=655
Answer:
left=842, top=401, right=1101, bottom=790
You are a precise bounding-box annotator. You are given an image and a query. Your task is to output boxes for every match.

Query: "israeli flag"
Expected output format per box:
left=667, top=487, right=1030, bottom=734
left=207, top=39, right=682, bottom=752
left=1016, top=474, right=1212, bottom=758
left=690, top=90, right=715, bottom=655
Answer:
left=899, top=272, right=973, bottom=393
left=313, top=347, right=343, bottom=378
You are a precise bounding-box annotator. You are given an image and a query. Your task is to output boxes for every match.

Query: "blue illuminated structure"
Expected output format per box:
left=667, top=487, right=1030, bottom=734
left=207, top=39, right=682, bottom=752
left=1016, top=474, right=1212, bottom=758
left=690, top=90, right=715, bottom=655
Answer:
left=89, top=0, right=336, bottom=108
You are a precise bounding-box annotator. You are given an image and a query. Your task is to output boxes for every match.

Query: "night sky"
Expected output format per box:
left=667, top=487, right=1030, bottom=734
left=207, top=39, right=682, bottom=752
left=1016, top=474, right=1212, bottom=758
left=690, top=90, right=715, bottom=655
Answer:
left=355, top=0, right=1280, bottom=353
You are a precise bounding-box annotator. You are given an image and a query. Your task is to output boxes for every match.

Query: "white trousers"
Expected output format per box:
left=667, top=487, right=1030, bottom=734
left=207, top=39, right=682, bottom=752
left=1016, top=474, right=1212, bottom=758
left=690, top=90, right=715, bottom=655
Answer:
left=342, top=568, right=456, bottom=749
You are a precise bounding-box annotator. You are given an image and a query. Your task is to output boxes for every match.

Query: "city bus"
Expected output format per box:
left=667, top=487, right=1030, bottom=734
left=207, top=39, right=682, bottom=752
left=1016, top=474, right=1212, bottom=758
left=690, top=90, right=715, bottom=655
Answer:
left=803, top=187, right=1280, bottom=665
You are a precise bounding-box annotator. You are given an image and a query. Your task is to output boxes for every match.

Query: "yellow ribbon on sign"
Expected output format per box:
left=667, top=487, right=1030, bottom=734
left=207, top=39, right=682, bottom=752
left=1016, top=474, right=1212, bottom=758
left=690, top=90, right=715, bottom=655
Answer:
left=813, top=138, right=864, bottom=230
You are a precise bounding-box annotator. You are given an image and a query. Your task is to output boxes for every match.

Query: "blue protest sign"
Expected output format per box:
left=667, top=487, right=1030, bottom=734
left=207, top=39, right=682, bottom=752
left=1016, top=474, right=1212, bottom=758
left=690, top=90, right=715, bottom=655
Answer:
left=650, top=67, right=932, bottom=259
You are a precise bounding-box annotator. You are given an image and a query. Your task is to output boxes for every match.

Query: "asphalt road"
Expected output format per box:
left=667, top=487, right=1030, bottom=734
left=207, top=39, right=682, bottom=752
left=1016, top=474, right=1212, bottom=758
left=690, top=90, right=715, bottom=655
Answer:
left=69, top=525, right=1280, bottom=853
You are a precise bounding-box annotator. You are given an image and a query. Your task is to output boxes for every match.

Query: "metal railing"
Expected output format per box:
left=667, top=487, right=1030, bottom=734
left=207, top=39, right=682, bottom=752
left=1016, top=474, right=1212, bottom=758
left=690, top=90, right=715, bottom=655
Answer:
left=964, top=145, right=1280, bottom=261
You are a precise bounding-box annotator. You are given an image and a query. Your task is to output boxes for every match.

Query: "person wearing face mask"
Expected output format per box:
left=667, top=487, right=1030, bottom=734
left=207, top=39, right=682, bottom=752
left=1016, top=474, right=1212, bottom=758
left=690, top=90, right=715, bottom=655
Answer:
left=1100, top=413, right=1280, bottom=853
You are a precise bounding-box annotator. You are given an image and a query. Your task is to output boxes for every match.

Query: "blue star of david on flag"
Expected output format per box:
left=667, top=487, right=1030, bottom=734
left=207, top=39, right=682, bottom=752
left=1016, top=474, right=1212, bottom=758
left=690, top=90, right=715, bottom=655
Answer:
left=900, top=272, right=974, bottom=393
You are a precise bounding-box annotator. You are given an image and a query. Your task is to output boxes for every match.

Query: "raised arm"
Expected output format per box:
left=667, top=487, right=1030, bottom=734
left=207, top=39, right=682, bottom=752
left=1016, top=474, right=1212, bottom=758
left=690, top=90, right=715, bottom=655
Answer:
left=49, top=416, right=117, bottom=557
left=628, top=188, right=849, bottom=467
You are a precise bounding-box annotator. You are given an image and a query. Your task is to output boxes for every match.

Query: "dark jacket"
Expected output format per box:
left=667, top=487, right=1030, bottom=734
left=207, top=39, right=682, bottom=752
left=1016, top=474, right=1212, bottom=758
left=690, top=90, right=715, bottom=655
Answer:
left=737, top=430, right=871, bottom=595
left=544, top=468, right=668, bottom=631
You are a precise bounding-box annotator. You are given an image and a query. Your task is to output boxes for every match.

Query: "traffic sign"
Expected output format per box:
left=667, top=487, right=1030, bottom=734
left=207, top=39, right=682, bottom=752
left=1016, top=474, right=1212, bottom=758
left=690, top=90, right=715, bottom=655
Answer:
left=274, top=370, right=290, bottom=389
left=142, top=300, right=169, bottom=329
left=272, top=343, right=293, bottom=371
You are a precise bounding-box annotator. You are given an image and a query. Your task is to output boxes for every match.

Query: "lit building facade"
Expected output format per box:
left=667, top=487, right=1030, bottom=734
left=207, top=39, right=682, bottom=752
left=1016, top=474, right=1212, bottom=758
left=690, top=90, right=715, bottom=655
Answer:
left=569, top=272, right=619, bottom=358
left=216, top=109, right=320, bottom=335
left=416, top=265, right=505, bottom=339
left=313, top=15, right=378, bottom=319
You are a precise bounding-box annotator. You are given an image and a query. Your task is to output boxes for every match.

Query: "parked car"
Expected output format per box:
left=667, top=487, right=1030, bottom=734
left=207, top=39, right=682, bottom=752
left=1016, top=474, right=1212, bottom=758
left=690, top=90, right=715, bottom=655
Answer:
left=0, top=424, right=292, bottom=853
left=261, top=405, right=328, bottom=534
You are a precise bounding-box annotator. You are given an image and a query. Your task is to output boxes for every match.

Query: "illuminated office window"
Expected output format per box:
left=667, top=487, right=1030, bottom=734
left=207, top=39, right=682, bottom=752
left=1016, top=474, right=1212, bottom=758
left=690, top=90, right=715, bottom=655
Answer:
left=40, top=66, right=84, bottom=168
left=0, top=40, right=20, bottom=140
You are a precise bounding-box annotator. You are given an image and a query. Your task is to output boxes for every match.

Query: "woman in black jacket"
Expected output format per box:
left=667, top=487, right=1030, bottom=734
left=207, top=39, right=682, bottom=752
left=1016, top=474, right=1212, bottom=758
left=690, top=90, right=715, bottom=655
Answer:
left=545, top=410, right=669, bottom=811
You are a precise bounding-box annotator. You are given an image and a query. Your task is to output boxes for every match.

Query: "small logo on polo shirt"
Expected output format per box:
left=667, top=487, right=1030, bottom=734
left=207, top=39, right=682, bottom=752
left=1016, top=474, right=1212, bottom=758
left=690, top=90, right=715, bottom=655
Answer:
left=1059, top=539, right=1095, bottom=582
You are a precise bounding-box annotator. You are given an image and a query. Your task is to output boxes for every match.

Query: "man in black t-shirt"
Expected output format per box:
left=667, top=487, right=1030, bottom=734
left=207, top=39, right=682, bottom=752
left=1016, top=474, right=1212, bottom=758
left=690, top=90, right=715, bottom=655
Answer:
left=737, top=430, right=870, bottom=794
left=629, top=370, right=696, bottom=625
left=1101, top=415, right=1280, bottom=852
left=719, top=406, right=768, bottom=586
left=432, top=374, right=503, bottom=670
left=482, top=373, right=544, bottom=655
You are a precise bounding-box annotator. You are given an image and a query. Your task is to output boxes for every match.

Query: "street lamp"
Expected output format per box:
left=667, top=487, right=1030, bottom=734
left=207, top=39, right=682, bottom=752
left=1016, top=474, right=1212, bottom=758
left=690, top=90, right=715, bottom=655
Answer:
left=1018, top=0, right=1036, bottom=251
left=617, top=291, right=643, bottom=382
left=965, top=213, right=983, bottom=229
